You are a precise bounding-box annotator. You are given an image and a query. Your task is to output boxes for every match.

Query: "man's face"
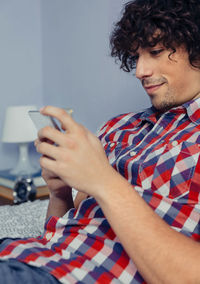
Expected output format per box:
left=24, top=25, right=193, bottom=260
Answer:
left=134, top=45, right=200, bottom=112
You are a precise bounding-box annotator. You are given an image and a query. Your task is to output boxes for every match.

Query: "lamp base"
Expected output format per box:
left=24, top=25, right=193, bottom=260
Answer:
left=10, top=142, right=38, bottom=176
left=10, top=164, right=37, bottom=176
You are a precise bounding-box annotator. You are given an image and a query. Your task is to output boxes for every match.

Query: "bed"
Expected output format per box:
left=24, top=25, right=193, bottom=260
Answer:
left=0, top=199, right=48, bottom=239
left=0, top=188, right=78, bottom=239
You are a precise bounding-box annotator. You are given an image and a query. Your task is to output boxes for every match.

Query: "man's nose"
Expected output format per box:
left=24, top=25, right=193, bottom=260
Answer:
left=135, top=57, right=153, bottom=80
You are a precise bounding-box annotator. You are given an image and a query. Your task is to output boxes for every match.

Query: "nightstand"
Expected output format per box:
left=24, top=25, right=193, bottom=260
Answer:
left=0, top=184, right=49, bottom=205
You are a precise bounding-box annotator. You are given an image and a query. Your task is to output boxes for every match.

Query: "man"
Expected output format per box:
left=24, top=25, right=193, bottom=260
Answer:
left=0, top=0, right=200, bottom=283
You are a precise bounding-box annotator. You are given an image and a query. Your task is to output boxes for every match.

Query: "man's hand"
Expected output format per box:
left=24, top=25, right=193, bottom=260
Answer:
left=34, top=137, right=72, bottom=199
left=41, top=167, right=72, bottom=198
left=42, top=167, right=74, bottom=219
left=36, top=106, right=116, bottom=199
left=35, top=128, right=74, bottom=219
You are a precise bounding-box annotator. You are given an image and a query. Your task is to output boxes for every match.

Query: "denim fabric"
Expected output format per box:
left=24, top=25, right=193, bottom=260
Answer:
left=0, top=259, right=60, bottom=284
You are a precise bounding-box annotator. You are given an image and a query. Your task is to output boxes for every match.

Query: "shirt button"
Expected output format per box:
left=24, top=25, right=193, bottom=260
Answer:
left=172, top=141, right=178, bottom=147
left=130, top=151, right=136, bottom=157
left=110, top=142, right=115, bottom=147
left=46, top=232, right=53, bottom=240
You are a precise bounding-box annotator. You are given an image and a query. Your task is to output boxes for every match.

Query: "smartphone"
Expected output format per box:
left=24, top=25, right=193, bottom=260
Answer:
left=28, top=110, right=61, bottom=131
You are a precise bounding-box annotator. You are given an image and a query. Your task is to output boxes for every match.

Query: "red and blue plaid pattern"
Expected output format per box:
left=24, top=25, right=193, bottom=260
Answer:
left=0, top=98, right=200, bottom=283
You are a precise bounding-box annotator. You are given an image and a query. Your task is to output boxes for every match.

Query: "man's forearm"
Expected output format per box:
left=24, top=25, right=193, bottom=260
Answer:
left=95, top=173, right=200, bottom=284
left=46, top=187, right=74, bottom=220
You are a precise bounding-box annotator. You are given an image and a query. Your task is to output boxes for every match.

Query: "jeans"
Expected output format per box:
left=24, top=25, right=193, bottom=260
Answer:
left=0, top=259, right=60, bottom=284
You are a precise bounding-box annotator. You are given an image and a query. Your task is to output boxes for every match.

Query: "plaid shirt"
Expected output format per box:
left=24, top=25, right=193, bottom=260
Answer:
left=0, top=98, right=200, bottom=283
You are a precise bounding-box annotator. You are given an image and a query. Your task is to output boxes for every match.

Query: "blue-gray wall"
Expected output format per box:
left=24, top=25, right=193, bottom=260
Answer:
left=0, top=0, right=149, bottom=170
left=0, top=0, right=43, bottom=169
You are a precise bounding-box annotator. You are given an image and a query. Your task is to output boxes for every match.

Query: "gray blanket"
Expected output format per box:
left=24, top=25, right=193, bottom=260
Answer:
left=0, top=199, right=48, bottom=239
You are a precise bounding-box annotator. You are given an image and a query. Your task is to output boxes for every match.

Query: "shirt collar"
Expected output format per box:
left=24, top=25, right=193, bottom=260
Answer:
left=183, top=97, right=200, bottom=125
left=140, top=97, right=200, bottom=126
left=140, top=106, right=161, bottom=125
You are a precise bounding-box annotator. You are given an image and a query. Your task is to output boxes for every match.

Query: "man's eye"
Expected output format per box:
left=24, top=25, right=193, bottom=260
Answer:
left=150, top=49, right=164, bottom=56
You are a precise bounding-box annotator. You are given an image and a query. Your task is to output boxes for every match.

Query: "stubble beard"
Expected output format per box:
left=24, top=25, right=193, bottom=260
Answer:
left=151, top=89, right=176, bottom=113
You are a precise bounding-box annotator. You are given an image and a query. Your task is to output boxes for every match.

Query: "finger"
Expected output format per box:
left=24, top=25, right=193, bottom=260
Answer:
left=36, top=141, right=61, bottom=160
left=34, top=139, right=39, bottom=147
left=38, top=126, right=65, bottom=146
left=41, top=167, right=58, bottom=179
left=40, top=156, right=58, bottom=173
left=38, top=125, right=76, bottom=148
left=35, top=136, right=55, bottom=147
left=40, top=106, right=78, bottom=133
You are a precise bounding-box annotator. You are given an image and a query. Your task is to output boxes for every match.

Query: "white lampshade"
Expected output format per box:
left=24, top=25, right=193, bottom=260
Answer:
left=2, top=105, right=39, bottom=176
left=2, top=105, right=38, bottom=143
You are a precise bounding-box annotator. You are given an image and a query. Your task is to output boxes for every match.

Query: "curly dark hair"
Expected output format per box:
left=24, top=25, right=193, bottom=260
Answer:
left=110, top=0, right=200, bottom=72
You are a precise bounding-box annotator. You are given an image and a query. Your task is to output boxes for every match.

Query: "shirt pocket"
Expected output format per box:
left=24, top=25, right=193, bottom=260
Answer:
left=139, top=141, right=200, bottom=199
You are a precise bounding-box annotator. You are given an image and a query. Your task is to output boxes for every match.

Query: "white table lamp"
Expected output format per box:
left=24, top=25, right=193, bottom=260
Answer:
left=2, top=105, right=38, bottom=176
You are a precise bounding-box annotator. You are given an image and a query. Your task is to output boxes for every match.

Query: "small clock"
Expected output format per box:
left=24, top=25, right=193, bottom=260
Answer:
left=13, top=177, right=37, bottom=204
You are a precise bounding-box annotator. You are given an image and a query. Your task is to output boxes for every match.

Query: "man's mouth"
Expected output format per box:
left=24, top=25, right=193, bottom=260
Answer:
left=144, top=82, right=165, bottom=94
